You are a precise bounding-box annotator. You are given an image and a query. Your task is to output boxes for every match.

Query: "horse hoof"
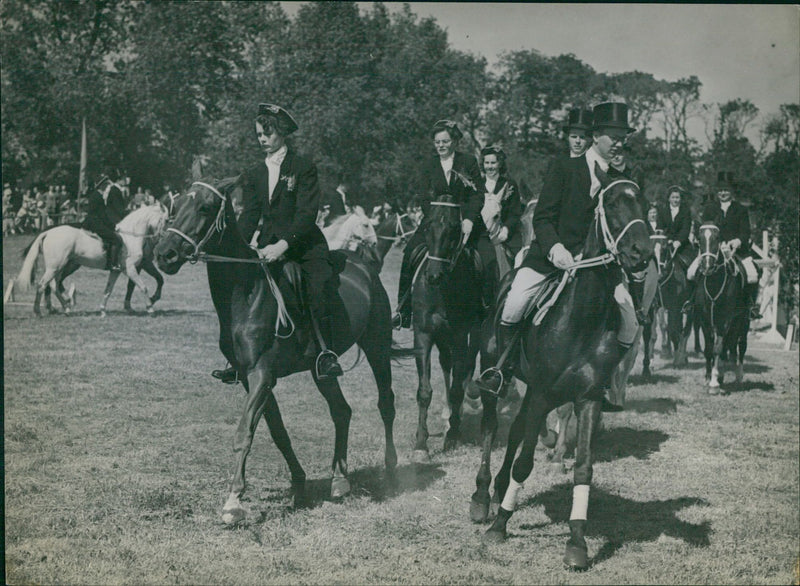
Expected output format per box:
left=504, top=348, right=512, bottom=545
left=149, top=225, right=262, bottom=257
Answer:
left=470, top=498, right=489, bottom=523
left=708, top=386, right=720, bottom=395
left=550, top=460, right=567, bottom=474
left=488, top=498, right=500, bottom=522
left=221, top=507, right=246, bottom=525
left=564, top=542, right=589, bottom=571
left=147, top=307, right=155, bottom=315
left=331, top=476, right=351, bottom=500
left=540, top=428, right=558, bottom=449
left=100, top=311, right=107, bottom=318
left=412, top=449, right=429, bottom=463
left=291, top=480, right=307, bottom=509
left=642, top=367, right=651, bottom=379
left=482, top=528, right=506, bottom=544
left=443, top=434, right=459, bottom=452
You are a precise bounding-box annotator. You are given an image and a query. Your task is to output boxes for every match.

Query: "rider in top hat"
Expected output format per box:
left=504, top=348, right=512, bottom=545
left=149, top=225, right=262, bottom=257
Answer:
left=213, top=103, right=343, bottom=384
left=476, top=102, right=647, bottom=410
left=563, top=108, right=594, bottom=158
left=392, top=119, right=483, bottom=328
left=686, top=171, right=761, bottom=319
left=657, top=185, right=693, bottom=269
left=80, top=175, right=127, bottom=270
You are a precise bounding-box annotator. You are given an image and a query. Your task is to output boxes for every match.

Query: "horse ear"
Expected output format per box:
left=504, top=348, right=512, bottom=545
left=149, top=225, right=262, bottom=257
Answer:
left=595, top=162, right=611, bottom=188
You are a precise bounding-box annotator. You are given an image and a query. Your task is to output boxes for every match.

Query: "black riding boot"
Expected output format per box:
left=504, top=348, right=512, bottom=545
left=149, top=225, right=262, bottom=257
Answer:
left=212, top=366, right=239, bottom=384
left=316, top=316, right=343, bottom=379
left=393, top=251, right=414, bottom=329
left=106, top=240, right=119, bottom=271
left=475, top=322, right=520, bottom=396
left=745, top=282, right=761, bottom=320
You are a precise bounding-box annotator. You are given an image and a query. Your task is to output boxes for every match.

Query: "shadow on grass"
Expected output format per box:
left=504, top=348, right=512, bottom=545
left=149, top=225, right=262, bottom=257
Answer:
left=518, top=483, right=711, bottom=565
left=624, top=397, right=684, bottom=414
left=666, top=359, right=770, bottom=375
left=627, top=372, right=680, bottom=386
left=723, top=379, right=776, bottom=394
left=593, top=427, right=669, bottom=462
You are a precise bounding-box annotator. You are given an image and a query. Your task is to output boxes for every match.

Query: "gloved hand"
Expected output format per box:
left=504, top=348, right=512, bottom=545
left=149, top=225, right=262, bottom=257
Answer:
left=496, top=225, right=509, bottom=243
left=672, top=240, right=680, bottom=251
left=728, top=238, right=742, bottom=250
left=257, top=239, right=289, bottom=262
left=548, top=242, right=574, bottom=270
left=461, top=219, right=473, bottom=244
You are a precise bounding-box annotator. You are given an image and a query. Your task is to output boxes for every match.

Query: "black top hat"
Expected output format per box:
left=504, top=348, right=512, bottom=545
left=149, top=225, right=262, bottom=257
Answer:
left=432, top=119, right=463, bottom=141
left=715, top=171, right=736, bottom=191
left=592, top=102, right=635, bottom=133
left=563, top=109, right=594, bottom=133
left=93, top=175, right=111, bottom=191
left=257, top=103, right=299, bottom=135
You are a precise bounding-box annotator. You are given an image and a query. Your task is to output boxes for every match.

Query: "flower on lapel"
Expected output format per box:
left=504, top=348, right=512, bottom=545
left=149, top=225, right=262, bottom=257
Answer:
left=503, top=182, right=515, bottom=200
left=281, top=174, right=296, bottom=192
left=451, top=169, right=476, bottom=191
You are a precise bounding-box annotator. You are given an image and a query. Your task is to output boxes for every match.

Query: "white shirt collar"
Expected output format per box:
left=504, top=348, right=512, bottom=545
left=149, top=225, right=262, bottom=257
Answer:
left=440, top=154, right=454, bottom=173
left=265, top=145, right=287, bottom=167
left=720, top=200, right=731, bottom=212
left=485, top=176, right=498, bottom=194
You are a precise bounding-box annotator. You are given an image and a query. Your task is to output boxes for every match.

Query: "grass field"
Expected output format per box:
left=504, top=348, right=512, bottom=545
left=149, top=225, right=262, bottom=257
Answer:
left=4, top=232, right=799, bottom=585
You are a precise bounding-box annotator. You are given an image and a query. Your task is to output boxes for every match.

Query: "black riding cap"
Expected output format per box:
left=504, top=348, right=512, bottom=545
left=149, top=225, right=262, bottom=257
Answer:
left=257, top=103, right=299, bottom=135
left=432, top=119, right=463, bottom=140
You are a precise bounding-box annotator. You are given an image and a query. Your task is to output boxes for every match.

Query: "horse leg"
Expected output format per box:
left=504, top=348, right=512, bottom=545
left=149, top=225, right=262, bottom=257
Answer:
left=484, top=391, right=549, bottom=543
left=491, top=385, right=533, bottom=514
left=124, top=261, right=153, bottom=313
left=34, top=267, right=59, bottom=317
left=360, top=335, right=398, bottom=476
left=563, top=398, right=602, bottom=571
left=445, top=333, right=470, bottom=451
left=470, top=391, right=499, bottom=523
left=57, top=261, right=80, bottom=313
left=642, top=321, right=652, bottom=378
left=223, top=355, right=279, bottom=524
left=736, top=321, right=748, bottom=385
left=707, top=330, right=723, bottom=393
left=413, top=331, right=435, bottom=460
left=100, top=270, right=122, bottom=317
left=142, top=258, right=164, bottom=305
left=124, top=278, right=136, bottom=313
left=439, top=337, right=453, bottom=435
left=310, top=372, right=353, bottom=499
left=549, top=403, right=574, bottom=473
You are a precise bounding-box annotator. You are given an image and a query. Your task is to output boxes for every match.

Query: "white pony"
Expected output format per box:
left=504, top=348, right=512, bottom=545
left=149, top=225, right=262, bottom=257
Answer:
left=321, top=205, right=378, bottom=251
left=16, top=203, right=168, bottom=317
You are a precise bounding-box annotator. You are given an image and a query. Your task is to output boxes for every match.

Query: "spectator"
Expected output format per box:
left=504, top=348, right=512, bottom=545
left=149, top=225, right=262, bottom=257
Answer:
left=3, top=190, right=16, bottom=235
left=131, top=187, right=146, bottom=209
left=59, top=198, right=78, bottom=224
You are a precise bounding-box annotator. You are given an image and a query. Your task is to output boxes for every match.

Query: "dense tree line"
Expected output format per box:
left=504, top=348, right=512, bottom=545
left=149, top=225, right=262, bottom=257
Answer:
left=1, top=1, right=797, bottom=311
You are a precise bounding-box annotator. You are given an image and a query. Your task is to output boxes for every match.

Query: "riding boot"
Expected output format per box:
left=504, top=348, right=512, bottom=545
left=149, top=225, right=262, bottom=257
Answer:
left=475, top=322, right=520, bottom=396
left=212, top=366, right=239, bottom=384
left=106, top=240, right=118, bottom=271
left=682, top=281, right=697, bottom=314
left=315, top=316, right=343, bottom=379
left=745, top=282, right=761, bottom=320
left=393, top=252, right=414, bottom=329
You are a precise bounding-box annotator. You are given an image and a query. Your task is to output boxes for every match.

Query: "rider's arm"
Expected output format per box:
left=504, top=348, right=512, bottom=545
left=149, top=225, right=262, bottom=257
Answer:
left=238, top=166, right=261, bottom=244
left=283, top=156, right=322, bottom=252
left=675, top=207, right=691, bottom=246
left=462, top=153, right=484, bottom=224
left=500, top=179, right=523, bottom=240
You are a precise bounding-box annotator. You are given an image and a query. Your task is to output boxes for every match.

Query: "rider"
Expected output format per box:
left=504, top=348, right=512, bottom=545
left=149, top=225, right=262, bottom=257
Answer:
left=213, top=102, right=343, bottom=384
left=476, top=102, right=644, bottom=411
left=657, top=185, right=693, bottom=269
left=392, top=119, right=483, bottom=329
left=80, top=175, right=126, bottom=270
left=474, top=144, right=525, bottom=304
left=319, top=174, right=349, bottom=227
left=686, top=171, right=761, bottom=320
left=564, top=108, right=594, bottom=158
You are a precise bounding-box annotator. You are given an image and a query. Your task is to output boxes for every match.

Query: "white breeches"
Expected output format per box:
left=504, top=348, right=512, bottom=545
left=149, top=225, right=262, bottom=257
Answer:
left=501, top=267, right=549, bottom=323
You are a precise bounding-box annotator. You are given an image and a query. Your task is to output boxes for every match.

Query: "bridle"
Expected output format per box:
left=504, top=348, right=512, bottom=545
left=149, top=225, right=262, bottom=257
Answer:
left=594, top=179, right=646, bottom=260
left=424, top=200, right=465, bottom=266
left=165, top=181, right=227, bottom=262
left=376, top=212, right=417, bottom=244
left=163, top=180, right=294, bottom=338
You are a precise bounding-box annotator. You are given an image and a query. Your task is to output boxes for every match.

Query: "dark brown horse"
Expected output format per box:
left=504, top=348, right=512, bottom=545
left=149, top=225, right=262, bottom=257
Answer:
left=410, top=196, right=485, bottom=459
left=480, top=169, right=652, bottom=571
left=694, top=223, right=749, bottom=392
left=154, top=179, right=397, bottom=524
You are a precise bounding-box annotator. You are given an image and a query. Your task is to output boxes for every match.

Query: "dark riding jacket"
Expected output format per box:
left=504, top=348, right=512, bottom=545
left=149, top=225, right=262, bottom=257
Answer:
left=656, top=204, right=691, bottom=249
left=417, top=151, right=483, bottom=223
left=81, top=185, right=126, bottom=241
left=238, top=149, right=329, bottom=262
left=521, top=152, right=630, bottom=274
left=474, top=175, right=525, bottom=255
left=702, top=200, right=751, bottom=257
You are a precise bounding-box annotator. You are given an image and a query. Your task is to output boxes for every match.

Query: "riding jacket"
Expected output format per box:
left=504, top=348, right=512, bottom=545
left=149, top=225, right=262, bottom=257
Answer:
left=656, top=204, right=692, bottom=249
left=81, top=184, right=126, bottom=241
left=701, top=199, right=751, bottom=258
left=417, top=151, right=483, bottom=223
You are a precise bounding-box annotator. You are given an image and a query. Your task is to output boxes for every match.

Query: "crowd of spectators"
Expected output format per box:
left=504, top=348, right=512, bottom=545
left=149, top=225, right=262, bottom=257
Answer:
left=1, top=178, right=162, bottom=237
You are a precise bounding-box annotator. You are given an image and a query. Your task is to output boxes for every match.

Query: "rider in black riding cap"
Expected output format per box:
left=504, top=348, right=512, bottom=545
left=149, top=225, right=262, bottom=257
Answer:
left=80, top=175, right=126, bottom=271
left=211, top=103, right=343, bottom=385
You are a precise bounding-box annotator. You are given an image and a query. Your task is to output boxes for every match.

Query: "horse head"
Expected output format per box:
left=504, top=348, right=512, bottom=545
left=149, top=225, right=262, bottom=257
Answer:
left=424, top=195, right=462, bottom=285
left=155, top=178, right=234, bottom=274
left=698, top=223, right=721, bottom=275
left=591, top=164, right=652, bottom=273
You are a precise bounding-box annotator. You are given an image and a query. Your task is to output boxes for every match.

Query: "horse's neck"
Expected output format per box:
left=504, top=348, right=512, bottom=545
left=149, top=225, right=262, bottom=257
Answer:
left=208, top=202, right=255, bottom=258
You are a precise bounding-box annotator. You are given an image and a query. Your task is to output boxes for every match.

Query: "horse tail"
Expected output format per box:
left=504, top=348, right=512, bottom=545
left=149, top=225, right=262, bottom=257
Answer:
left=16, top=231, right=47, bottom=292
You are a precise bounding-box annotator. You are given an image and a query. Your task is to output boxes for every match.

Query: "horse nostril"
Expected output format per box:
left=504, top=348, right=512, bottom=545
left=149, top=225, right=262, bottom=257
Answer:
left=163, top=249, right=178, bottom=263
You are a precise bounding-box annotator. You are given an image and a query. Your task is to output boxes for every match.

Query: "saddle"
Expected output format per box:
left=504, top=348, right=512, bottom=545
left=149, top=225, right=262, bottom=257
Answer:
left=492, top=269, right=563, bottom=332
left=278, top=250, right=348, bottom=316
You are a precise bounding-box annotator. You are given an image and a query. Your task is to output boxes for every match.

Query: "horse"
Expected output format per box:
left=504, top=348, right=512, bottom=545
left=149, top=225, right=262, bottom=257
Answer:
left=321, top=206, right=382, bottom=272
left=375, top=211, right=418, bottom=261
left=410, top=195, right=485, bottom=459
left=478, top=168, right=652, bottom=571
left=651, top=234, right=696, bottom=366
left=694, top=223, right=750, bottom=392
left=15, top=203, right=168, bottom=316
left=153, top=179, right=397, bottom=524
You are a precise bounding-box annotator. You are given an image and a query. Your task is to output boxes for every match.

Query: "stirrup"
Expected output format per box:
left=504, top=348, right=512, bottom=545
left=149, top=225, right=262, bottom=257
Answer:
left=475, top=367, right=505, bottom=396
left=316, top=349, right=343, bottom=379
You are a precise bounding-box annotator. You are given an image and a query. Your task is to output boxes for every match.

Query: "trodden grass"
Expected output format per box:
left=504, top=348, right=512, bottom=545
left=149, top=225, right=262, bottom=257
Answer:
left=4, top=233, right=799, bottom=584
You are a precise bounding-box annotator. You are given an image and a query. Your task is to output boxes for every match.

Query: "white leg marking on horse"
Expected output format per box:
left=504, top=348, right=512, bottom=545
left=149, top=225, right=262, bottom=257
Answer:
left=500, top=479, right=524, bottom=512
left=570, top=484, right=590, bottom=520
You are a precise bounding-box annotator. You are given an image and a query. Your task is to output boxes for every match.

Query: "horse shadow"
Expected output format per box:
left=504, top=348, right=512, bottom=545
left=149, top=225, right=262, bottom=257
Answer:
left=251, top=462, right=446, bottom=516
left=593, top=427, right=669, bottom=463
left=668, top=359, right=770, bottom=375
left=628, top=372, right=680, bottom=385
left=624, top=397, right=684, bottom=414
left=517, top=483, right=711, bottom=566
left=722, top=380, right=776, bottom=394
